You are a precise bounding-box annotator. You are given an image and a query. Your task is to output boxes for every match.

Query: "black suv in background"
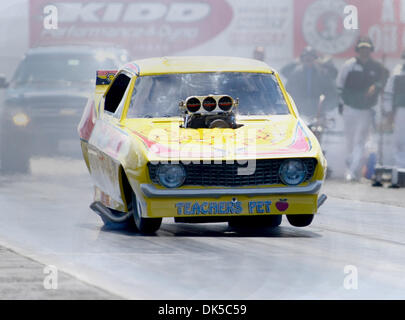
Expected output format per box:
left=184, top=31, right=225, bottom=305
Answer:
left=0, top=45, right=129, bottom=173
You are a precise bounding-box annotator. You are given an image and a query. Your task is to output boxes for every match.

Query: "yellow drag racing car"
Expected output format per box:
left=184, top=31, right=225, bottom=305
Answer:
left=78, top=56, right=327, bottom=233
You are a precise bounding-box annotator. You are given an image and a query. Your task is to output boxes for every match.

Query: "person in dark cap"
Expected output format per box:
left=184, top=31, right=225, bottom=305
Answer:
left=337, top=36, right=389, bottom=182
left=383, top=50, right=405, bottom=186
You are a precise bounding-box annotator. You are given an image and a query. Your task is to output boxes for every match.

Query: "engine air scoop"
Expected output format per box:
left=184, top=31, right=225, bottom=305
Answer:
left=179, top=95, right=241, bottom=129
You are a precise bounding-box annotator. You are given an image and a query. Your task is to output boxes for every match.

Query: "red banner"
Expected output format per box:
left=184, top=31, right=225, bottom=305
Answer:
left=29, top=0, right=234, bottom=58
left=29, top=0, right=405, bottom=61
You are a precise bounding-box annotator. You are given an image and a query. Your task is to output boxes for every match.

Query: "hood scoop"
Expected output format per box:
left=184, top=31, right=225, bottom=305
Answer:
left=179, top=94, right=242, bottom=129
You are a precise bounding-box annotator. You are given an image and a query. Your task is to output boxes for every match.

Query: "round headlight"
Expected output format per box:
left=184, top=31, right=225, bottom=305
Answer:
left=12, top=113, right=30, bottom=127
left=279, top=159, right=307, bottom=186
left=157, top=164, right=186, bottom=188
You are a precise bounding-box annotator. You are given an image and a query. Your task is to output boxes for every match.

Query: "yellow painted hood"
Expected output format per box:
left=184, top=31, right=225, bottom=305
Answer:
left=121, top=115, right=318, bottom=161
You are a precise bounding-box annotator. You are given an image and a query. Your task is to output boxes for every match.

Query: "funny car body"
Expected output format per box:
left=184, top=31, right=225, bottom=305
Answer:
left=78, top=56, right=327, bottom=233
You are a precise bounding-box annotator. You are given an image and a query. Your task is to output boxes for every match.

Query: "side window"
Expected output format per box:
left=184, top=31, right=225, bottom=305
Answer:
left=113, top=81, right=132, bottom=119
left=104, top=73, right=131, bottom=114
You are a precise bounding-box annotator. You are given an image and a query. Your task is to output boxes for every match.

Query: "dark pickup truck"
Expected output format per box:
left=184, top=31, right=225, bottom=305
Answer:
left=0, top=45, right=128, bottom=173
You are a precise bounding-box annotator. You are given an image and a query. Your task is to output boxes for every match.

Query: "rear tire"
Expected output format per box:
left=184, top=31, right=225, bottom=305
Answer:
left=286, top=214, right=314, bottom=227
left=228, top=215, right=282, bottom=228
left=131, top=192, right=162, bottom=234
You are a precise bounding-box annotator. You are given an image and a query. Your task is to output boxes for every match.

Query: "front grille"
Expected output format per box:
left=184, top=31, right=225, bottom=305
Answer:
left=148, top=158, right=317, bottom=187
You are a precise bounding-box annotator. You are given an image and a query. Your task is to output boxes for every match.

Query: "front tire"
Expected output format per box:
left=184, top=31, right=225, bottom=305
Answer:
left=131, top=192, right=162, bottom=234
left=286, top=214, right=314, bottom=227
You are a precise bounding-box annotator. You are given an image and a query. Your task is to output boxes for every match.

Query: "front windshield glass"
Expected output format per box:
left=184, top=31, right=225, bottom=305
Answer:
left=11, top=54, right=118, bottom=87
left=127, top=72, right=289, bottom=118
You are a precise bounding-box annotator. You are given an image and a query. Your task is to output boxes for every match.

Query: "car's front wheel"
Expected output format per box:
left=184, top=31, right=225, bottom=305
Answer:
left=286, top=214, right=314, bottom=227
left=131, top=192, right=162, bottom=234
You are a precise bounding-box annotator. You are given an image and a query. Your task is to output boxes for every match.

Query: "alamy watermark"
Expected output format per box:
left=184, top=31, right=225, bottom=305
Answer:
left=43, top=265, right=58, bottom=290
left=343, top=265, right=358, bottom=290
left=146, top=122, right=258, bottom=176
left=344, top=5, right=359, bottom=30
left=43, top=5, right=58, bottom=30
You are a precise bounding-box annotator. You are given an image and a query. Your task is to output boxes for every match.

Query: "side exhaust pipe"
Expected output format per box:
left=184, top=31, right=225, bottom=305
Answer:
left=90, top=201, right=132, bottom=223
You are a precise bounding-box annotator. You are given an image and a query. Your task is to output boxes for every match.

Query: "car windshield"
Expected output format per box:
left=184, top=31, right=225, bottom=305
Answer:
left=127, top=72, right=289, bottom=118
left=11, top=53, right=119, bottom=87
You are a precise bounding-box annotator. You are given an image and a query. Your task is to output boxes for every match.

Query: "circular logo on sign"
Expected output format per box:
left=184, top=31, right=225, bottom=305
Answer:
left=302, top=0, right=359, bottom=54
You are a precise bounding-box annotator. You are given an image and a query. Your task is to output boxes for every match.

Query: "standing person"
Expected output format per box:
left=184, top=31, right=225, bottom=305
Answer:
left=383, top=51, right=405, bottom=186
left=337, top=36, right=388, bottom=182
left=281, top=47, right=336, bottom=119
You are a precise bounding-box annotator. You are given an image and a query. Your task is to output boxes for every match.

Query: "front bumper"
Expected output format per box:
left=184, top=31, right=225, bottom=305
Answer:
left=138, top=181, right=322, bottom=218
